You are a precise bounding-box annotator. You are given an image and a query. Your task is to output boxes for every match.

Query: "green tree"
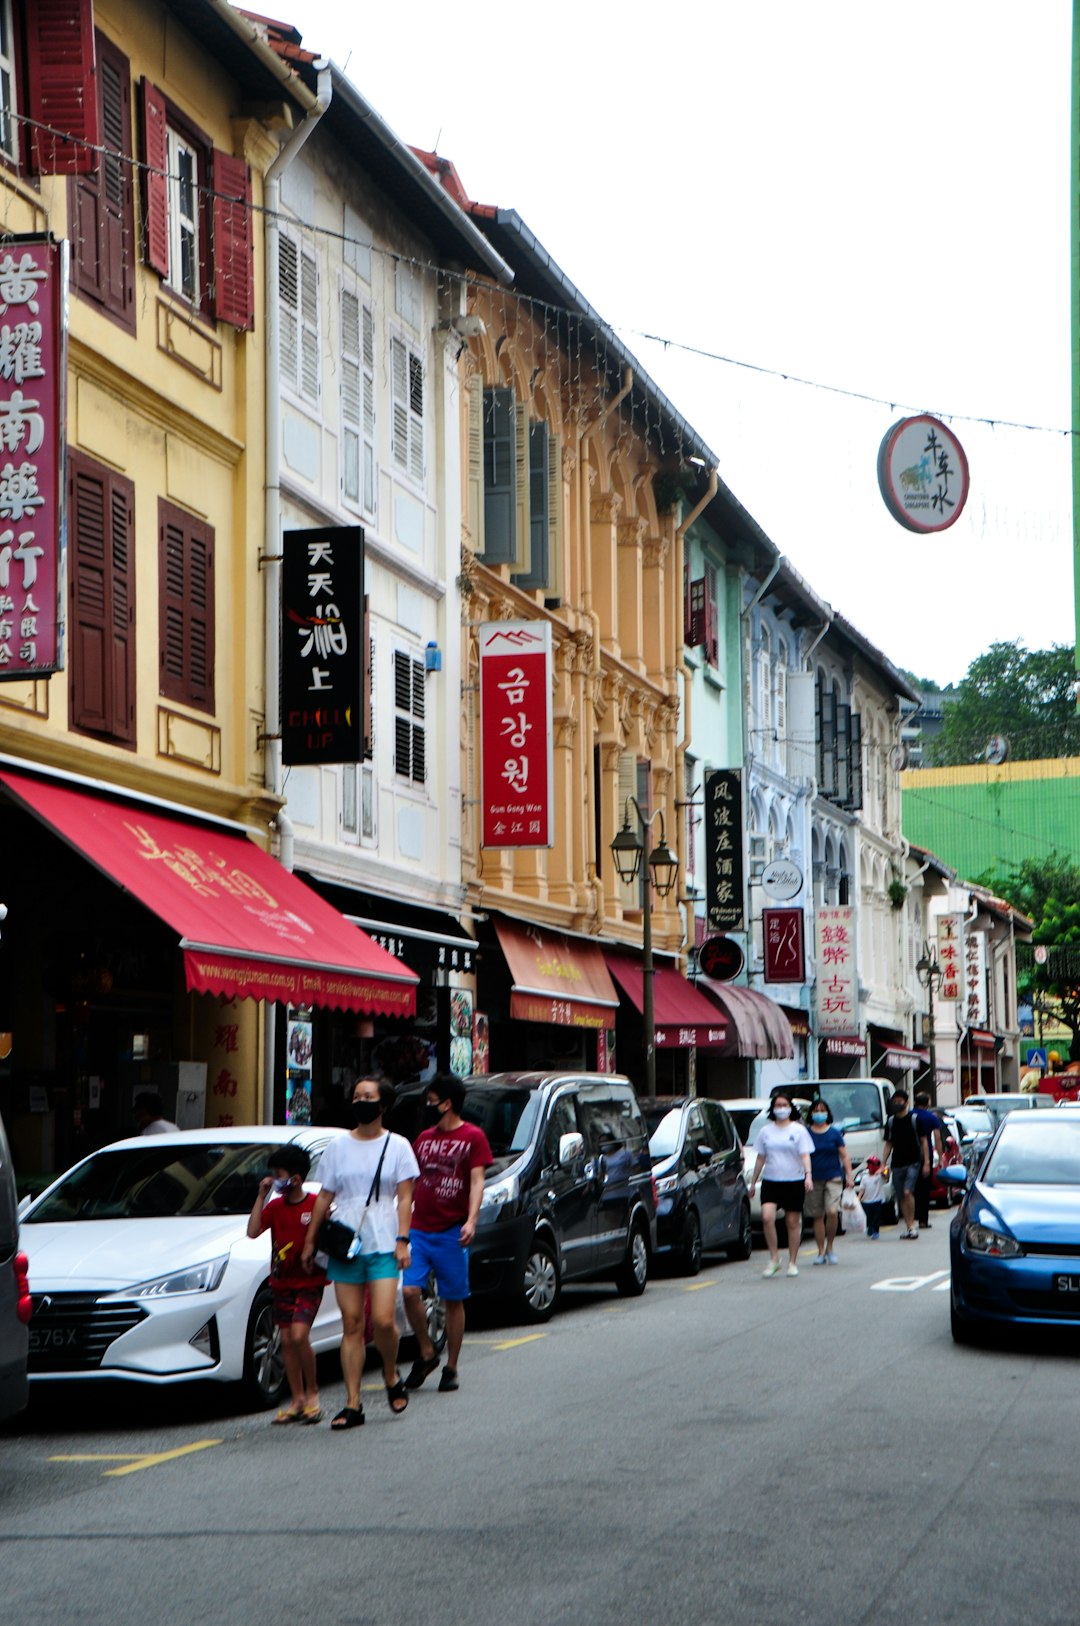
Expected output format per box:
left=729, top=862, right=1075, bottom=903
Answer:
left=926, top=641, right=1080, bottom=766
left=980, top=854, right=1080, bottom=1060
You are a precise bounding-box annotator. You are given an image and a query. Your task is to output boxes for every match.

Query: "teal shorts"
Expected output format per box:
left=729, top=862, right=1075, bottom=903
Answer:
left=326, top=1250, right=399, bottom=1285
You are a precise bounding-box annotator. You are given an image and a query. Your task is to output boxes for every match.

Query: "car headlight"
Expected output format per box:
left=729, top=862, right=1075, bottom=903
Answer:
left=479, top=1173, right=518, bottom=1215
left=100, top=1255, right=230, bottom=1301
left=654, top=1174, right=679, bottom=1196
left=963, top=1223, right=1023, bottom=1259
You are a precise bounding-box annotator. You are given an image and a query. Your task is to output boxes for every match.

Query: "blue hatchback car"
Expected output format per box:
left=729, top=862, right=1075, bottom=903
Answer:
left=948, top=1108, right=1080, bottom=1344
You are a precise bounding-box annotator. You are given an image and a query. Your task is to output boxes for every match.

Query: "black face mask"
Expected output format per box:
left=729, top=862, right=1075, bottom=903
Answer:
left=423, top=1103, right=445, bottom=1128
left=352, top=1099, right=383, bottom=1126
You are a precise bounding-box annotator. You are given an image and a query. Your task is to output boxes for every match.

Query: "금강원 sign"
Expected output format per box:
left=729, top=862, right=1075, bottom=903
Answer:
left=281, top=526, right=365, bottom=765
left=704, top=768, right=744, bottom=932
left=0, top=237, right=67, bottom=680
left=479, top=620, right=553, bottom=848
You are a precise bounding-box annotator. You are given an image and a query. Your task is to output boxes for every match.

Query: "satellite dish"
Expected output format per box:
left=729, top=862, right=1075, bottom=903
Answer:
left=890, top=744, right=909, bottom=772
left=984, top=735, right=1009, bottom=765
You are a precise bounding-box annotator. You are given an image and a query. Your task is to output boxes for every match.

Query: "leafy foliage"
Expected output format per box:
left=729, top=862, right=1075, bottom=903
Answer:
left=926, top=641, right=1080, bottom=766
left=981, top=854, right=1080, bottom=1059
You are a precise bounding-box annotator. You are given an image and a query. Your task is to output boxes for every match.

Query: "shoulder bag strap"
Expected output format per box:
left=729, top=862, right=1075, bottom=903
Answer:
left=365, top=1134, right=391, bottom=1209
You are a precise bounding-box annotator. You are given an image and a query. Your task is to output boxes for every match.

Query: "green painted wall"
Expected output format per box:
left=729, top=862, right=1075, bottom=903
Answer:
left=902, top=761, right=1080, bottom=879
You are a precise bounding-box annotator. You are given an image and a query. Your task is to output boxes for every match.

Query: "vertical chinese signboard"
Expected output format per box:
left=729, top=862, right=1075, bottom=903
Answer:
left=479, top=620, right=553, bottom=848
left=963, top=928, right=988, bottom=1027
left=282, top=526, right=365, bottom=765
left=763, top=908, right=805, bottom=983
left=815, top=906, right=857, bottom=1033
left=704, top=768, right=744, bottom=931
left=937, top=912, right=962, bottom=1000
left=0, top=238, right=67, bottom=680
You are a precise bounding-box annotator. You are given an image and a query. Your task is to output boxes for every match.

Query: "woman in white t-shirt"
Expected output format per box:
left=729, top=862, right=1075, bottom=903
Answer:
left=748, top=1093, right=814, bottom=1279
left=303, top=1077, right=419, bottom=1429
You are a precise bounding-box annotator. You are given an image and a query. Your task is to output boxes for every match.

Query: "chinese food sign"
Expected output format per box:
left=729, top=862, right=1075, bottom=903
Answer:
left=877, top=414, right=969, bottom=534
left=963, top=926, right=988, bottom=1027
left=0, top=238, right=66, bottom=680
left=763, top=908, right=805, bottom=984
left=936, top=912, right=963, bottom=1001
left=815, top=906, right=856, bottom=1034
left=704, top=769, right=744, bottom=932
left=479, top=620, right=553, bottom=848
left=282, top=526, right=365, bottom=765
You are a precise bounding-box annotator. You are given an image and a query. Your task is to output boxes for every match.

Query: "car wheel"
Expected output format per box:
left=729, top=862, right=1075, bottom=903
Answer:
left=727, top=1202, right=753, bottom=1261
left=950, top=1295, right=980, bottom=1347
left=519, top=1235, right=561, bottom=1322
left=680, top=1210, right=703, bottom=1276
left=423, top=1276, right=447, bottom=1356
left=240, top=1287, right=286, bottom=1410
left=615, top=1219, right=650, bottom=1297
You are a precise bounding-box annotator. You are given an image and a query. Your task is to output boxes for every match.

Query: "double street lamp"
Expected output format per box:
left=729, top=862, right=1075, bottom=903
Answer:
left=609, top=796, right=679, bottom=1099
left=915, top=942, right=942, bottom=1105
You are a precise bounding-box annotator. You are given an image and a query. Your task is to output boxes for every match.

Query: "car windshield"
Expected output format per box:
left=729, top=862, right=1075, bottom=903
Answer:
left=982, top=1122, right=1080, bottom=1186
left=813, top=1083, right=883, bottom=1131
left=461, top=1087, right=541, bottom=1157
left=644, top=1107, right=682, bottom=1159
left=25, top=1143, right=285, bottom=1221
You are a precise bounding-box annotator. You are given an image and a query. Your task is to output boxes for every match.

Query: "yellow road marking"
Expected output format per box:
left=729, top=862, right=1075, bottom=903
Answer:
left=683, top=1279, right=716, bottom=1292
left=51, top=1440, right=222, bottom=1477
left=491, top=1333, right=546, bottom=1351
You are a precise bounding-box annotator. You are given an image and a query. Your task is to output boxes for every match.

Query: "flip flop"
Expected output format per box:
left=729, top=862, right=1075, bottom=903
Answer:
left=384, top=1378, right=409, bottom=1416
left=404, top=1354, right=440, bottom=1390
left=272, top=1408, right=303, bottom=1425
left=301, top=1405, right=323, bottom=1424
left=330, top=1406, right=365, bottom=1430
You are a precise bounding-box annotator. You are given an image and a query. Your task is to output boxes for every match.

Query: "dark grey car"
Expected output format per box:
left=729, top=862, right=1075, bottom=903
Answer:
left=0, top=1107, right=29, bottom=1422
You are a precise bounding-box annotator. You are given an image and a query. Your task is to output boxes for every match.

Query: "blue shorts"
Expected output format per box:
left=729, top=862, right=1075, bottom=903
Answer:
left=327, top=1250, right=399, bottom=1286
left=402, top=1227, right=470, bottom=1301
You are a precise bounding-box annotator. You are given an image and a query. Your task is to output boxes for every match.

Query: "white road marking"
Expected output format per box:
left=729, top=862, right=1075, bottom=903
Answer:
left=870, top=1269, right=950, bottom=1293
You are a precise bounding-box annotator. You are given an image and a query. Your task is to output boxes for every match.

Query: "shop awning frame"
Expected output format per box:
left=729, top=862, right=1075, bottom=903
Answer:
left=694, top=977, right=794, bottom=1060
left=495, top=917, right=619, bottom=1029
left=606, top=954, right=730, bottom=1049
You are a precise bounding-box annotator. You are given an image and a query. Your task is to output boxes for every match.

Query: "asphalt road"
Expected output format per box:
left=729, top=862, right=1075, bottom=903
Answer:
left=3, top=1220, right=1079, bottom=1626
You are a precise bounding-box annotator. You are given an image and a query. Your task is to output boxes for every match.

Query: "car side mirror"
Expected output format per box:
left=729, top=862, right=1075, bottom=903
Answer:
left=695, top=1144, right=713, bottom=1165
left=939, top=1164, right=968, bottom=1186
left=559, top=1131, right=584, bottom=1167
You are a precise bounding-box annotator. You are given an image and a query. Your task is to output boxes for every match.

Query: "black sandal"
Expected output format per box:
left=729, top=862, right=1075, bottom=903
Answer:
left=404, top=1354, right=440, bottom=1390
left=330, top=1406, right=365, bottom=1430
left=384, top=1378, right=409, bottom=1415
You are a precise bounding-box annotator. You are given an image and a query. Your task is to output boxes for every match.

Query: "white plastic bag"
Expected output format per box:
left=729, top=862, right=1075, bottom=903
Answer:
left=840, top=1187, right=867, bottom=1235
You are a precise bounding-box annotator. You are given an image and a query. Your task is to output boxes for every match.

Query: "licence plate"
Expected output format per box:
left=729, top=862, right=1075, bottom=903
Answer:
left=29, top=1327, right=78, bottom=1351
left=1053, top=1274, right=1080, bottom=1294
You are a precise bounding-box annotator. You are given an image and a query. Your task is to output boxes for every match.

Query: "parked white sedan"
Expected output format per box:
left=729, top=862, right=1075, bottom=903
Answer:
left=19, top=1126, right=442, bottom=1409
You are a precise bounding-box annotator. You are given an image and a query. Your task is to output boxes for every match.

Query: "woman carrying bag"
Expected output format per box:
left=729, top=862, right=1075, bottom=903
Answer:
left=303, top=1076, right=419, bottom=1431
left=805, top=1098, right=854, bottom=1265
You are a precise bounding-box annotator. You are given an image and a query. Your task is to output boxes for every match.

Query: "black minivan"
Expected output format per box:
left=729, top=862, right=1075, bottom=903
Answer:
left=0, top=1107, right=29, bottom=1422
left=461, top=1072, right=657, bottom=1322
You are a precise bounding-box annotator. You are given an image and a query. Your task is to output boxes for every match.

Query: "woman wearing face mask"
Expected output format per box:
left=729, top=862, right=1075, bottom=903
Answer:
left=748, top=1093, right=814, bottom=1277
left=302, top=1076, right=419, bottom=1431
left=805, top=1098, right=854, bottom=1266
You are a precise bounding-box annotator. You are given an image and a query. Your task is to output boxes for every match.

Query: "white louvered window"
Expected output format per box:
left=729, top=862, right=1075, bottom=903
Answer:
left=0, top=0, right=17, bottom=160
left=279, top=231, right=319, bottom=405
left=341, top=285, right=375, bottom=514
left=390, top=334, right=424, bottom=485
left=393, top=648, right=426, bottom=785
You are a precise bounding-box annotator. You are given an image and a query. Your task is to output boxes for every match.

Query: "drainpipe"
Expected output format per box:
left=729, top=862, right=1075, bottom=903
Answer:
left=674, top=469, right=718, bottom=953
left=261, top=61, right=332, bottom=1124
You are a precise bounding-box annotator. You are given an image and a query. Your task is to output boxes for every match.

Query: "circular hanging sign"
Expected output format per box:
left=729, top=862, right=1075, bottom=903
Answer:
left=698, top=935, right=745, bottom=982
left=877, top=414, right=969, bottom=533
left=984, top=734, right=1009, bottom=765
left=760, top=858, right=803, bottom=900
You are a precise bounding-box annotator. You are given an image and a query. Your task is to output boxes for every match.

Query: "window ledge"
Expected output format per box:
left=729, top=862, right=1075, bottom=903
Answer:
left=703, top=666, right=726, bottom=691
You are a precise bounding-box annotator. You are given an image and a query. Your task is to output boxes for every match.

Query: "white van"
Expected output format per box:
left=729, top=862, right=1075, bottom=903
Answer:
left=743, top=1078, right=896, bottom=1224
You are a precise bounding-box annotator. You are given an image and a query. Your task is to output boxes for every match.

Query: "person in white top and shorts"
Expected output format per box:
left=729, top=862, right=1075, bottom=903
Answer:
left=748, top=1093, right=814, bottom=1278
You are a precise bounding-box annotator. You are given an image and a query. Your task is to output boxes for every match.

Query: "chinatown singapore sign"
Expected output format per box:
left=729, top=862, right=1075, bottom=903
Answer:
left=877, top=414, right=969, bottom=534
left=0, top=238, right=67, bottom=679
left=479, top=620, right=553, bottom=848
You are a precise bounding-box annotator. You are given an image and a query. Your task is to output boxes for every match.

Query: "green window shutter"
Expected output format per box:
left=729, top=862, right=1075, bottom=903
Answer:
left=513, top=421, right=550, bottom=591
left=481, top=387, right=517, bottom=563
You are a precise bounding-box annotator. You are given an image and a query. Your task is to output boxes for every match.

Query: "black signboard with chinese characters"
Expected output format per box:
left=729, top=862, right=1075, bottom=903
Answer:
left=704, top=768, right=744, bottom=932
left=282, top=526, right=365, bottom=765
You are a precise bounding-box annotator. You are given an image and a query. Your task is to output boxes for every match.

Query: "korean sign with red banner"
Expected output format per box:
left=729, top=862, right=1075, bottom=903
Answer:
left=763, top=908, right=805, bottom=984
left=0, top=237, right=66, bottom=680
left=815, top=905, right=856, bottom=1033
left=479, top=620, right=553, bottom=848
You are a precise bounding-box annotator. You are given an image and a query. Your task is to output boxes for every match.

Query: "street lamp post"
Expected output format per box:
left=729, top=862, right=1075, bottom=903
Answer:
left=610, top=796, right=679, bottom=1099
left=915, top=942, right=943, bottom=1106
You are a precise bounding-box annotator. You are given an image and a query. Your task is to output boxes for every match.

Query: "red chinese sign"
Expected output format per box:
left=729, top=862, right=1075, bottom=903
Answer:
left=936, top=912, right=962, bottom=1001
left=0, top=238, right=66, bottom=679
left=763, top=908, right=805, bottom=984
left=815, top=905, right=856, bottom=1033
left=479, top=620, right=553, bottom=848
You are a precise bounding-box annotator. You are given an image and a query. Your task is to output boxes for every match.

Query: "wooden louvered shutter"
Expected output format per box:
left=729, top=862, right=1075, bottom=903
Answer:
left=69, top=454, right=135, bottom=742
left=481, top=387, right=516, bottom=563
left=140, top=78, right=169, bottom=277
left=211, top=150, right=253, bottom=330
left=512, top=421, right=549, bottom=591
left=159, top=500, right=215, bottom=712
left=72, top=35, right=133, bottom=322
left=25, top=0, right=99, bottom=174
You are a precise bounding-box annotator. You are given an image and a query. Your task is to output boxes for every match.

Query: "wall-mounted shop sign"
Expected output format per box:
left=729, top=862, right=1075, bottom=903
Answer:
left=479, top=620, right=553, bottom=848
left=282, top=526, right=365, bottom=765
left=698, top=934, right=744, bottom=982
left=763, top=908, right=805, bottom=984
left=704, top=768, right=744, bottom=932
left=815, top=906, right=856, bottom=1032
left=760, top=858, right=803, bottom=900
left=877, top=414, right=969, bottom=533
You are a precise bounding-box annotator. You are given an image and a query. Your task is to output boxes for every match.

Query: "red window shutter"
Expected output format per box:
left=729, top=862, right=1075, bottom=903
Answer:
left=705, top=594, right=718, bottom=667
left=69, top=454, right=135, bottom=743
left=159, top=500, right=215, bottom=713
left=72, top=35, right=134, bottom=325
left=140, top=78, right=169, bottom=277
left=25, top=0, right=99, bottom=174
left=686, top=575, right=706, bottom=647
left=108, top=478, right=136, bottom=742
left=211, top=150, right=253, bottom=330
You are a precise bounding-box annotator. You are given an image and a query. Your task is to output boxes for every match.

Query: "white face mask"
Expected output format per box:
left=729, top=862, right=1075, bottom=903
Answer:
left=773, top=1107, right=791, bottom=1121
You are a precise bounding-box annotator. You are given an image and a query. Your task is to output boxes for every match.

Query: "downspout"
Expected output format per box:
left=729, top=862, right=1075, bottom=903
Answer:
left=261, top=61, right=332, bottom=1124
left=674, top=469, right=718, bottom=954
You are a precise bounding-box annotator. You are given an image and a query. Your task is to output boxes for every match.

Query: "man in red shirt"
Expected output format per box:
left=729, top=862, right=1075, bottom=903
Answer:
left=402, top=1074, right=493, bottom=1393
left=247, top=1142, right=327, bottom=1422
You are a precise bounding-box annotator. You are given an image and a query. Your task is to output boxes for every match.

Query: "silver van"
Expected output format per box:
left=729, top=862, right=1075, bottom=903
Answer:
left=0, top=1107, right=29, bottom=1422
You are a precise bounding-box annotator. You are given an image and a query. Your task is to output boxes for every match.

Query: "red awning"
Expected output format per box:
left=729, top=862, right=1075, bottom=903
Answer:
left=0, top=769, right=417, bottom=1015
left=694, top=978, right=794, bottom=1060
left=779, top=1004, right=812, bottom=1039
left=605, top=954, right=729, bottom=1049
left=495, top=918, right=618, bottom=1029
left=969, top=1029, right=997, bottom=1049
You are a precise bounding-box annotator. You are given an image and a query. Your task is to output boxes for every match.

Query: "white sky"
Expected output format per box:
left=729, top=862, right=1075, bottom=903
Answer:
left=296, top=0, right=1074, bottom=687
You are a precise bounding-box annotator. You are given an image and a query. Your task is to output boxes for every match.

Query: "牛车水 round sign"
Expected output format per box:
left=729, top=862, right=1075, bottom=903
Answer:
left=877, top=414, right=969, bottom=533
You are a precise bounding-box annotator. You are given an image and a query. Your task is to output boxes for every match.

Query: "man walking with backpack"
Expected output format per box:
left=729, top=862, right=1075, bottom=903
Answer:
left=884, top=1088, right=931, bottom=1240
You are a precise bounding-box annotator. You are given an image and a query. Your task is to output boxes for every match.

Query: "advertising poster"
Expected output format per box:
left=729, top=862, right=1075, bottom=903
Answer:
left=285, top=1004, right=313, bottom=1125
left=472, top=1011, right=489, bottom=1075
left=450, top=987, right=474, bottom=1077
